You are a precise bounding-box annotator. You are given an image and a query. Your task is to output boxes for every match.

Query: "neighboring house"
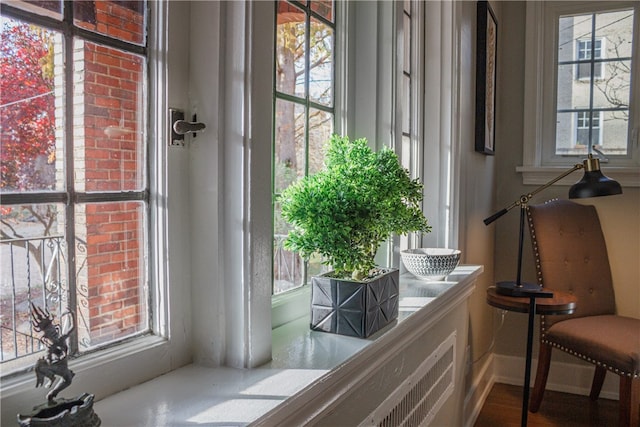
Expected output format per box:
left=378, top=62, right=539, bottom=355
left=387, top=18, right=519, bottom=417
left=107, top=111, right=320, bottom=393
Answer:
left=556, top=10, right=633, bottom=156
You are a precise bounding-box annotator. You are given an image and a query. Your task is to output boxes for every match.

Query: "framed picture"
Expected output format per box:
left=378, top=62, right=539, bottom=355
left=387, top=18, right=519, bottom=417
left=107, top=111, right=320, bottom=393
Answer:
left=475, top=0, right=498, bottom=155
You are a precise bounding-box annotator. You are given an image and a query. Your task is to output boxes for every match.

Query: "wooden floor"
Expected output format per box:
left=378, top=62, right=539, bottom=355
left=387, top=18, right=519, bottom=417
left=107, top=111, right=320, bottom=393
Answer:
left=474, top=383, right=619, bottom=427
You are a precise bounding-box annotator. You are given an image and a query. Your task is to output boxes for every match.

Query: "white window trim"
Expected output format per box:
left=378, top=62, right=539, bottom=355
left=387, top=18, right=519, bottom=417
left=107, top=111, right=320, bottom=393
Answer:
left=421, top=0, right=461, bottom=250
left=519, top=1, right=640, bottom=187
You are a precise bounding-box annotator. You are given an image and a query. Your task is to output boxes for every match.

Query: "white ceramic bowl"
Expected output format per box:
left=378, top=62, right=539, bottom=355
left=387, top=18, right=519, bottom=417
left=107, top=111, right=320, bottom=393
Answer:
left=400, top=248, right=461, bottom=281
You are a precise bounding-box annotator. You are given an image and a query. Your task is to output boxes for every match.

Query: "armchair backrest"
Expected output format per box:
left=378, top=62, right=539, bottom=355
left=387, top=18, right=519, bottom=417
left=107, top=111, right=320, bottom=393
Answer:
left=527, top=199, right=616, bottom=330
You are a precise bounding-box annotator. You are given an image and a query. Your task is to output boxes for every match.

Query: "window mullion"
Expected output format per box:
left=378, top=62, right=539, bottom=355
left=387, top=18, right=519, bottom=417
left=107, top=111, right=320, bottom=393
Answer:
left=60, top=0, right=80, bottom=356
left=75, top=191, right=149, bottom=203
left=588, top=13, right=597, bottom=152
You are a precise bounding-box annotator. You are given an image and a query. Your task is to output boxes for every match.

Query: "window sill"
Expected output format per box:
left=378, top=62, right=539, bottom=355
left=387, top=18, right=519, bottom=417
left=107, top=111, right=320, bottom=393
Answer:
left=1, top=335, right=168, bottom=394
left=1, top=334, right=175, bottom=427
left=272, top=285, right=311, bottom=329
left=94, top=265, right=482, bottom=426
left=517, top=165, right=640, bottom=187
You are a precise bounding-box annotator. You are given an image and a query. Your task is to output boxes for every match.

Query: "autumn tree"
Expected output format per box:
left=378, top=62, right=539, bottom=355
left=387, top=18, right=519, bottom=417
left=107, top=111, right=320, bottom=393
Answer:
left=1, top=21, right=58, bottom=265
left=1, top=21, right=56, bottom=193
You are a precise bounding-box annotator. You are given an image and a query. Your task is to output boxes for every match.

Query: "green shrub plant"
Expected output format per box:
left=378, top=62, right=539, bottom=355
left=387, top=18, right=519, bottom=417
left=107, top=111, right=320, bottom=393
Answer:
left=280, top=134, right=431, bottom=281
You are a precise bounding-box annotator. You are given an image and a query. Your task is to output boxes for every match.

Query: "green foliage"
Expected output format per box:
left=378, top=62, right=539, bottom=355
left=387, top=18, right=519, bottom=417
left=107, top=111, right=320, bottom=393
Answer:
left=280, top=135, right=431, bottom=281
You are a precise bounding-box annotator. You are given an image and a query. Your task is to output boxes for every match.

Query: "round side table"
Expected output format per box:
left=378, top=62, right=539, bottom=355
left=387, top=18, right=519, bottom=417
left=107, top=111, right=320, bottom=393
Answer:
left=486, top=287, right=577, bottom=427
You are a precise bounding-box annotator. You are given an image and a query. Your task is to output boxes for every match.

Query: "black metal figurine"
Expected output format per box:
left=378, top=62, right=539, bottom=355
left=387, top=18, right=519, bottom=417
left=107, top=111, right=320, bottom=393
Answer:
left=30, top=303, right=76, bottom=402
left=17, top=304, right=100, bottom=427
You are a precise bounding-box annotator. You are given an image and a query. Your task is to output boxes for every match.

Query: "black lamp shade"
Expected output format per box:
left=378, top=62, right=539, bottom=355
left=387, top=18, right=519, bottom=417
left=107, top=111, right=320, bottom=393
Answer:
left=569, top=169, right=622, bottom=199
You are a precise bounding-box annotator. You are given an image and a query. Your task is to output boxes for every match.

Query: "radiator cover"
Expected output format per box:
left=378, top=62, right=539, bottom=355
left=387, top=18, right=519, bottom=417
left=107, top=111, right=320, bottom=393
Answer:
left=359, top=332, right=457, bottom=427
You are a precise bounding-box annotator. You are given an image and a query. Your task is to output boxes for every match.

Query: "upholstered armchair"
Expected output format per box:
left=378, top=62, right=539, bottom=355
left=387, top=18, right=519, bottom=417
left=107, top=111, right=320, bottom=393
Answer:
left=526, top=199, right=640, bottom=426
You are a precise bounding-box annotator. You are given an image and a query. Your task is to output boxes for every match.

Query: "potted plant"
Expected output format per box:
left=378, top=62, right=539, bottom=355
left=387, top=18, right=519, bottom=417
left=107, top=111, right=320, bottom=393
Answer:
left=279, top=135, right=430, bottom=337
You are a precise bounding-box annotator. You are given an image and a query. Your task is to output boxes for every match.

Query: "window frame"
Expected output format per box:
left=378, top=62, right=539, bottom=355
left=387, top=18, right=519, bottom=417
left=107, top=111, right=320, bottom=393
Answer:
left=0, top=0, right=152, bottom=373
left=519, top=1, right=640, bottom=187
left=0, top=1, right=187, bottom=408
left=270, top=0, right=461, bottom=327
left=271, top=0, right=344, bottom=328
left=271, top=0, right=337, bottom=297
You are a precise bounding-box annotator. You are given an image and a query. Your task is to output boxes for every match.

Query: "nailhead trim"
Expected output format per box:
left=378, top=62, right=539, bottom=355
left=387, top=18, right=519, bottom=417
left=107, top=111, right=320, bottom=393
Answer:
left=529, top=202, right=639, bottom=380
left=542, top=338, right=639, bottom=379
left=526, top=207, right=544, bottom=286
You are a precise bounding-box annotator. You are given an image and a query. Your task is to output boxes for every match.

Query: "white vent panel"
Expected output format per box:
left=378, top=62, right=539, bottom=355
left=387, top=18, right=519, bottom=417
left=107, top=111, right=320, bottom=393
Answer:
left=359, top=332, right=456, bottom=427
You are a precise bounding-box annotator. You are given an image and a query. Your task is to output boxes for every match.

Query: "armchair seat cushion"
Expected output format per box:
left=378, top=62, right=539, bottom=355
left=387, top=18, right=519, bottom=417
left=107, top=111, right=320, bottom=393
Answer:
left=545, top=315, right=640, bottom=377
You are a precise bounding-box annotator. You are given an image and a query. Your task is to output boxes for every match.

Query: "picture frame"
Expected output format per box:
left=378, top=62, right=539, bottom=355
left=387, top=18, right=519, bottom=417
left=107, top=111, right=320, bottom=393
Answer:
left=475, top=0, right=498, bottom=155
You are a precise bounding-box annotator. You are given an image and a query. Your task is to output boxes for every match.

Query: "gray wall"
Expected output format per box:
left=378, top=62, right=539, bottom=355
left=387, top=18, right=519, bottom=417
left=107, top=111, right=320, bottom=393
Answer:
left=493, top=1, right=640, bottom=362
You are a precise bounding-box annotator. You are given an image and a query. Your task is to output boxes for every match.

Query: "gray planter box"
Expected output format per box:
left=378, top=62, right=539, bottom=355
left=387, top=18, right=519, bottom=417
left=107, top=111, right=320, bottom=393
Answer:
left=310, top=269, right=400, bottom=338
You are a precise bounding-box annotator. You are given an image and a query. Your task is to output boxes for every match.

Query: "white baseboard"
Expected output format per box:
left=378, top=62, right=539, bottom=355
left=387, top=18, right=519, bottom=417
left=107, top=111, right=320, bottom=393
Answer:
left=463, top=354, right=495, bottom=427
left=463, top=353, right=621, bottom=427
left=493, top=354, right=620, bottom=400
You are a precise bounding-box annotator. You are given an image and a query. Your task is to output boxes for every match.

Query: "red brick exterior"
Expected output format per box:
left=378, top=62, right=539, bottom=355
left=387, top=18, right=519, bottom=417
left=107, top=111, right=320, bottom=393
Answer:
left=80, top=2, right=146, bottom=346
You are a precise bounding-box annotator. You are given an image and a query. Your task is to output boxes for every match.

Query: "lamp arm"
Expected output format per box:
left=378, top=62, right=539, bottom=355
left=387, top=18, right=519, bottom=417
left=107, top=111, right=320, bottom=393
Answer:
left=483, top=163, right=584, bottom=226
left=525, top=163, right=584, bottom=200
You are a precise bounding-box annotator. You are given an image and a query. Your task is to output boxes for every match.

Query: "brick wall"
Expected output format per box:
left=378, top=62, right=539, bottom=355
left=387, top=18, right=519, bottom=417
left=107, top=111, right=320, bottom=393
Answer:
left=76, top=2, right=146, bottom=347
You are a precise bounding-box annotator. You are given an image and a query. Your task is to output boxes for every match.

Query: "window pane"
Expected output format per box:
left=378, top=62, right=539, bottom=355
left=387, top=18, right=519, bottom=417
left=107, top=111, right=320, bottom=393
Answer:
left=3, top=1, right=62, bottom=19
left=276, top=1, right=306, bottom=99
left=401, top=134, right=411, bottom=170
left=403, top=74, right=411, bottom=132
left=558, top=14, right=592, bottom=62
left=308, top=108, right=332, bottom=175
left=403, top=13, right=411, bottom=73
left=556, top=111, right=584, bottom=155
left=1, top=19, right=65, bottom=193
left=594, top=59, right=631, bottom=109
left=1, top=203, right=67, bottom=362
left=557, top=64, right=582, bottom=110
left=274, top=100, right=305, bottom=193
left=310, top=0, right=333, bottom=22
left=309, top=17, right=333, bottom=106
left=74, top=41, right=146, bottom=192
left=595, top=9, right=634, bottom=60
left=273, top=201, right=303, bottom=293
left=75, top=201, right=148, bottom=350
left=74, top=1, right=146, bottom=46
left=600, top=110, right=629, bottom=155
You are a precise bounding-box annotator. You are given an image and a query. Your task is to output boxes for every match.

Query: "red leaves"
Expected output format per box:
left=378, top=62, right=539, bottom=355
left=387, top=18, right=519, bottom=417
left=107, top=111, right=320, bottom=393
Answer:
left=1, top=21, right=56, bottom=191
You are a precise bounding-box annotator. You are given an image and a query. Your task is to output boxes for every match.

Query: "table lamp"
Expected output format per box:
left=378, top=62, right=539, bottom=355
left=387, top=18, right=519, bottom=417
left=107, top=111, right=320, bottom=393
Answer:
left=484, top=154, right=622, bottom=297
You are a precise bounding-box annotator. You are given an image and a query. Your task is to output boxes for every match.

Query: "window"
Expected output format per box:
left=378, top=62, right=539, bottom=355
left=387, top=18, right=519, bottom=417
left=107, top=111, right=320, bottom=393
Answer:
left=1, top=1, right=149, bottom=373
left=576, top=111, right=602, bottom=148
left=521, top=1, right=639, bottom=183
left=556, top=9, right=631, bottom=158
left=398, top=1, right=420, bottom=251
left=272, top=0, right=335, bottom=295
left=575, top=38, right=603, bottom=80
left=394, top=0, right=429, bottom=256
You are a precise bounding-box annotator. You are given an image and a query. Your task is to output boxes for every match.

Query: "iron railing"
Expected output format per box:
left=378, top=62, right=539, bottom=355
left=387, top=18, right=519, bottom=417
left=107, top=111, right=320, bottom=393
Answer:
left=273, top=234, right=302, bottom=294
left=0, top=235, right=66, bottom=362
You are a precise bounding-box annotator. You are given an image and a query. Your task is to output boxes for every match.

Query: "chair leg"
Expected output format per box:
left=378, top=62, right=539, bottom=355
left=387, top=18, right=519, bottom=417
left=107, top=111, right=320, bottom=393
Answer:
left=530, top=341, right=552, bottom=413
left=618, top=375, right=640, bottom=427
left=589, top=366, right=607, bottom=401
